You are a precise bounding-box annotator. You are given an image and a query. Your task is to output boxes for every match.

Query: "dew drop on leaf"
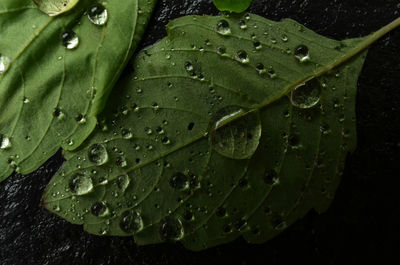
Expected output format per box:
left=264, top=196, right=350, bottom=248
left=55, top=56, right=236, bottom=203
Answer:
left=91, top=201, right=110, bottom=217
left=62, top=31, right=79, bottom=50
left=290, top=79, right=321, bottom=109
left=0, top=54, right=11, bottom=74
left=216, top=20, right=231, bottom=35
left=33, top=0, right=79, bottom=16
left=235, top=50, right=249, bottom=64
left=87, top=4, right=108, bottom=26
left=294, top=44, right=310, bottom=63
left=0, top=134, right=11, bottom=150
left=69, top=173, right=94, bottom=195
left=263, top=169, right=279, bottom=185
left=169, top=172, right=189, bottom=191
left=117, top=174, right=130, bottom=191
left=88, top=144, right=109, bottom=165
left=210, top=106, right=262, bottom=159
left=119, top=210, right=144, bottom=234
left=121, top=128, right=133, bottom=139
left=159, top=217, right=184, bottom=241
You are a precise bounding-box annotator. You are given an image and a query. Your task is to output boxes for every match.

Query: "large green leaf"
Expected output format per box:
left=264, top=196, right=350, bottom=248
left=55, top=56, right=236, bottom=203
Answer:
left=0, top=0, right=157, bottom=181
left=213, top=0, right=254, bottom=13
left=42, top=14, right=398, bottom=250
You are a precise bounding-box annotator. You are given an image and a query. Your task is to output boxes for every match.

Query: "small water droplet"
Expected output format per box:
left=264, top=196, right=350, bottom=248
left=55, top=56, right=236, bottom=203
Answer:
left=256, top=63, right=266, bottom=74
left=216, top=20, right=231, bottom=35
left=120, top=210, right=144, bottom=234
left=159, top=217, right=184, bottom=241
left=121, top=129, right=133, bottom=139
left=69, top=174, right=94, bottom=195
left=184, top=61, right=194, bottom=72
left=0, top=54, right=11, bottom=74
left=117, top=174, right=130, bottom=191
left=0, top=134, right=11, bottom=150
left=88, top=144, right=109, bottom=165
left=169, top=172, right=189, bottom=191
left=216, top=45, right=227, bottom=55
left=235, top=50, right=249, bottom=64
left=290, top=79, right=321, bottom=109
left=253, top=41, right=262, bottom=50
left=294, top=45, right=310, bottom=63
left=281, top=34, right=288, bottom=42
left=116, top=156, right=127, bottom=167
left=238, top=20, right=247, bottom=29
left=62, top=31, right=79, bottom=49
left=263, top=169, right=279, bottom=185
left=88, top=4, right=108, bottom=25
left=91, top=201, right=109, bottom=217
left=162, top=137, right=171, bottom=145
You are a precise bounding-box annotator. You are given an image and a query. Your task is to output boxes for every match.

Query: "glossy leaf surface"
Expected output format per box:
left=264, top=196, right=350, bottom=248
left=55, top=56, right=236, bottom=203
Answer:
left=213, top=0, right=253, bottom=13
left=43, top=14, right=369, bottom=250
left=0, top=0, right=157, bottom=181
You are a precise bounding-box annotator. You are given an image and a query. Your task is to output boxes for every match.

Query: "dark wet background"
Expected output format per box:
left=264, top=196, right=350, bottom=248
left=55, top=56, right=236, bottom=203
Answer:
left=1, top=0, right=399, bottom=264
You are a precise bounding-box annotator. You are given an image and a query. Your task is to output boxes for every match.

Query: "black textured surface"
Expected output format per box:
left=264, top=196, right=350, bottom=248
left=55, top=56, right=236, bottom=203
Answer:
left=1, top=0, right=400, bottom=264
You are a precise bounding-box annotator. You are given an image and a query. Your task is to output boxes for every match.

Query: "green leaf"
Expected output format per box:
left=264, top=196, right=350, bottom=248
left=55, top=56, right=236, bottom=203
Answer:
left=42, top=14, right=398, bottom=250
left=33, top=0, right=80, bottom=16
left=213, top=0, right=253, bottom=13
left=0, top=0, right=157, bottom=181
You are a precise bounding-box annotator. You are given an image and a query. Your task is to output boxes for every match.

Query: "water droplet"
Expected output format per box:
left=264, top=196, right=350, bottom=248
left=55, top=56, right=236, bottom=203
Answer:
left=117, top=174, right=130, bottom=191
left=0, top=54, right=11, bottom=74
left=159, top=217, right=184, bottom=241
left=145, top=127, right=152, bottom=135
left=116, top=156, right=127, bottom=167
left=23, top=97, right=30, bottom=104
left=69, top=173, right=94, bottom=195
left=162, top=137, right=171, bottom=145
left=184, top=62, right=194, bottom=72
left=216, top=20, right=231, bottom=35
left=238, top=20, right=247, bottom=30
left=253, top=41, right=262, bottom=50
left=294, top=45, right=310, bottom=63
left=0, top=134, right=11, bottom=150
left=91, top=201, right=109, bottom=217
left=88, top=4, right=108, bottom=25
left=281, top=34, right=288, bottom=42
left=209, top=106, right=261, bottom=159
left=62, top=31, right=79, bottom=49
left=263, top=169, right=279, bottom=185
left=169, top=172, right=189, bottom=191
left=119, top=210, right=143, bottom=234
left=235, top=50, right=249, bottom=64
left=216, top=45, right=227, bottom=55
left=121, top=129, right=133, bottom=139
left=88, top=144, right=109, bottom=165
left=290, top=79, right=321, bottom=109
left=256, top=63, right=266, bottom=74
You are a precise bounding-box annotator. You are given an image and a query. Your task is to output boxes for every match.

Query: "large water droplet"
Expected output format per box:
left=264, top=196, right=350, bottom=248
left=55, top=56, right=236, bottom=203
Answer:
left=159, top=217, right=184, bottom=241
left=216, top=20, right=231, bottom=35
left=88, top=144, right=109, bottom=165
left=0, top=134, right=11, bottom=150
left=290, top=79, right=321, bottom=109
left=91, top=201, right=110, bottom=217
left=87, top=4, right=108, bottom=25
left=0, top=54, right=11, bottom=74
left=62, top=31, right=79, bottom=49
left=119, top=210, right=144, bottom=234
left=294, top=45, right=310, bottom=63
left=169, top=172, right=189, bottom=191
left=209, top=106, right=262, bottom=159
left=69, top=173, right=94, bottom=195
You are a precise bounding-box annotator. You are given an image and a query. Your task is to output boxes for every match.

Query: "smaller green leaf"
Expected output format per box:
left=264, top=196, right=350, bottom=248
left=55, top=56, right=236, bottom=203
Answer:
left=33, top=0, right=79, bottom=16
left=213, top=0, right=253, bottom=13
